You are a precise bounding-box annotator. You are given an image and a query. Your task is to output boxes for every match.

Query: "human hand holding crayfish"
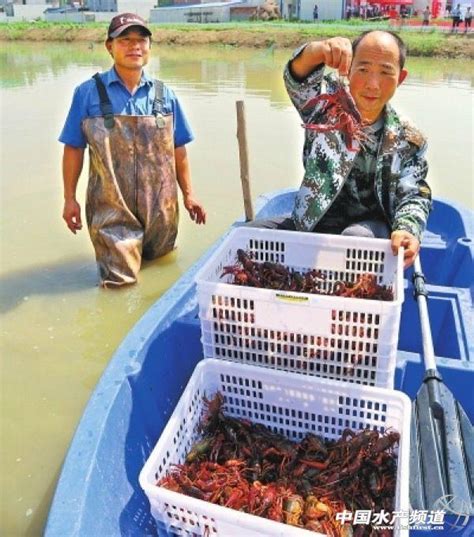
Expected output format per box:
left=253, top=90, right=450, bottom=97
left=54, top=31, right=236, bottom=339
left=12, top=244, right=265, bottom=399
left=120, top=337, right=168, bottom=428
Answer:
left=391, top=230, right=420, bottom=268
left=318, top=37, right=353, bottom=76
left=291, top=37, right=353, bottom=79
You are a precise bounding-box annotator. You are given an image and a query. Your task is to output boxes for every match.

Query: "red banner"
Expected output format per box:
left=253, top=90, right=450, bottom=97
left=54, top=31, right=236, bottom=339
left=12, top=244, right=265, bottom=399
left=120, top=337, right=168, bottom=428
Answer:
left=365, top=0, right=413, bottom=4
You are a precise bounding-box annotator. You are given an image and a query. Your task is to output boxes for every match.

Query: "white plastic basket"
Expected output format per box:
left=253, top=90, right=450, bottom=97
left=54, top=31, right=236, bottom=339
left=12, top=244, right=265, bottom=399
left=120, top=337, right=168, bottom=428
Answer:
left=195, top=227, right=404, bottom=388
left=139, top=359, right=411, bottom=537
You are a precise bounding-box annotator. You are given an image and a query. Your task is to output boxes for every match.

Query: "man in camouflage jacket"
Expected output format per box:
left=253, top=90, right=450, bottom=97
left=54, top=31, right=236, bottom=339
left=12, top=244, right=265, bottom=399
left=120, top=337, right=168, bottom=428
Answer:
left=284, top=31, right=432, bottom=268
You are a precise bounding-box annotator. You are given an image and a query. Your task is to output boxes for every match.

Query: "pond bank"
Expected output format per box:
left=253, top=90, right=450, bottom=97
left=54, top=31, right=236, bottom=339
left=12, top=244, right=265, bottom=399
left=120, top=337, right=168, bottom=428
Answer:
left=1, top=22, right=473, bottom=58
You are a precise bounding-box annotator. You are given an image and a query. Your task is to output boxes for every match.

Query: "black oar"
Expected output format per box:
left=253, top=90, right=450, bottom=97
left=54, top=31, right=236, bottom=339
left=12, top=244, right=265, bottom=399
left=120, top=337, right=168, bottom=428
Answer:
left=410, top=256, right=474, bottom=515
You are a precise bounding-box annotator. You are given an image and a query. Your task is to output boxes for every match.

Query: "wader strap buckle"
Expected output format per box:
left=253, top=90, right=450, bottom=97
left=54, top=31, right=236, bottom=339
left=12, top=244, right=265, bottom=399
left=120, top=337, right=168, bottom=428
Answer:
left=93, top=73, right=115, bottom=130
left=152, top=79, right=165, bottom=128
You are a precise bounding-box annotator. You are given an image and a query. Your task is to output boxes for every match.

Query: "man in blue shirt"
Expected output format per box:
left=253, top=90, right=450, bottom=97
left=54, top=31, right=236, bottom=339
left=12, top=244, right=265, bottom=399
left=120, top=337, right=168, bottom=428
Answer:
left=60, top=13, right=206, bottom=288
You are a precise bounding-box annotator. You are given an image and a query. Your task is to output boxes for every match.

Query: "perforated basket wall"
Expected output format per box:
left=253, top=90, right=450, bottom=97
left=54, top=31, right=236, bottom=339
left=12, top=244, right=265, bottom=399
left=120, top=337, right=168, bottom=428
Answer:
left=195, top=228, right=404, bottom=388
left=139, top=359, right=411, bottom=537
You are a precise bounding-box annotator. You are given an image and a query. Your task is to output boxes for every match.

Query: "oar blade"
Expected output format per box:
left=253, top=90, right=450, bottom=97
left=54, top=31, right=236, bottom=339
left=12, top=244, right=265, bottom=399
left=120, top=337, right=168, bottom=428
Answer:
left=410, top=379, right=474, bottom=515
left=410, top=257, right=473, bottom=518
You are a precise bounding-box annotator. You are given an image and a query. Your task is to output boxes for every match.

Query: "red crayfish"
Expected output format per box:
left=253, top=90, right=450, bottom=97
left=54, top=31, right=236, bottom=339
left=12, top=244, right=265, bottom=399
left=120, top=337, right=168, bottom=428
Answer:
left=157, top=393, right=401, bottom=536
left=222, top=249, right=394, bottom=301
left=333, top=273, right=394, bottom=301
left=302, top=81, right=370, bottom=152
left=221, top=249, right=326, bottom=293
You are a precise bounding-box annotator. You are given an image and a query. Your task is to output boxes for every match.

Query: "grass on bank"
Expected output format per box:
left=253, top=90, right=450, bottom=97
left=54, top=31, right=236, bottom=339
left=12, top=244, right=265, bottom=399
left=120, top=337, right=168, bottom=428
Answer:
left=0, top=20, right=471, bottom=57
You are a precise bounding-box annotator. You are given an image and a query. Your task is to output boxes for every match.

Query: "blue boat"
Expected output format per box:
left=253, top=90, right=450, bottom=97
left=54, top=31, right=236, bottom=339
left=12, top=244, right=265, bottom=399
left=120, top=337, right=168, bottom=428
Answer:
left=45, top=189, right=473, bottom=537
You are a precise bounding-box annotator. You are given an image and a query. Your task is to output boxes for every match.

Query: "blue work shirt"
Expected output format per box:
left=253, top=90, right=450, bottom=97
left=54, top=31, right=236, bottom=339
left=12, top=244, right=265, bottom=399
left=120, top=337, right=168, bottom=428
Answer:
left=59, top=67, right=194, bottom=149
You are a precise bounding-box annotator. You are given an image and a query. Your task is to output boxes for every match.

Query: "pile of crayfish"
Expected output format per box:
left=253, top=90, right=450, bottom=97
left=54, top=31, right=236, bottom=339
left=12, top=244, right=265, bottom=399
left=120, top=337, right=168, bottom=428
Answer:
left=221, top=249, right=394, bottom=301
left=302, top=80, right=370, bottom=152
left=158, top=393, right=399, bottom=536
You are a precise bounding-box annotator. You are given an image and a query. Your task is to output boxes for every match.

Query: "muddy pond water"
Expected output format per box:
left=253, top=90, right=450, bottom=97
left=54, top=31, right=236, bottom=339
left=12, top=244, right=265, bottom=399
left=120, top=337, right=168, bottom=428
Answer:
left=0, top=41, right=472, bottom=536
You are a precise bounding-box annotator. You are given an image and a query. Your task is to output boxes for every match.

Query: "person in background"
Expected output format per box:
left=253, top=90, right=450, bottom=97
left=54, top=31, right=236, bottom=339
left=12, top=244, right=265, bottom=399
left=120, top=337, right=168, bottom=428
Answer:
left=346, top=5, right=352, bottom=20
left=59, top=13, right=206, bottom=288
left=313, top=3, right=319, bottom=21
left=464, top=6, right=472, bottom=32
left=422, top=5, right=430, bottom=26
left=248, top=31, right=432, bottom=269
left=451, top=3, right=462, bottom=32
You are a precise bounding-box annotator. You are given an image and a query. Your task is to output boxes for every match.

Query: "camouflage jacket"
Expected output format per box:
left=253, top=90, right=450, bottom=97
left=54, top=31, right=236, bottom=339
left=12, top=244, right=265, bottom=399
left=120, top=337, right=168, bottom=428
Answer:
left=284, top=59, right=432, bottom=240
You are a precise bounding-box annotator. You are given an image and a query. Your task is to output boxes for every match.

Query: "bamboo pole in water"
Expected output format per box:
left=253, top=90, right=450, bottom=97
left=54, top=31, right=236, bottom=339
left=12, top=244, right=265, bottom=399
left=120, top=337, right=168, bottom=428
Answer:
left=236, top=100, right=255, bottom=222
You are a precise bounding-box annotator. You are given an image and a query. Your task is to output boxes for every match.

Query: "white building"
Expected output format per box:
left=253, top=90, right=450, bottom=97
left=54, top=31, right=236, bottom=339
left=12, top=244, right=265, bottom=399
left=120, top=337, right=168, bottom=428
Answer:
left=282, top=0, right=344, bottom=21
left=41, top=0, right=155, bottom=22
left=116, top=0, right=156, bottom=18
left=150, top=0, right=244, bottom=23
left=150, top=0, right=344, bottom=21
left=87, top=0, right=116, bottom=11
left=2, top=2, right=50, bottom=20
left=81, top=0, right=156, bottom=18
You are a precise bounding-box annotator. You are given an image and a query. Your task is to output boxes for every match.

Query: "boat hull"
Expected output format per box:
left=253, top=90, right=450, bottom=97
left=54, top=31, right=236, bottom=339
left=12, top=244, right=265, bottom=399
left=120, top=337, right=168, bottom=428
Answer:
left=45, top=190, right=474, bottom=537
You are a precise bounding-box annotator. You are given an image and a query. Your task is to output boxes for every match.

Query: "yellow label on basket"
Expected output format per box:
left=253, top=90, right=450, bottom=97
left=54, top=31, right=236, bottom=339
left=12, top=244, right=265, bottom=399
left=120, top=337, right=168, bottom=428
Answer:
left=275, top=293, right=309, bottom=303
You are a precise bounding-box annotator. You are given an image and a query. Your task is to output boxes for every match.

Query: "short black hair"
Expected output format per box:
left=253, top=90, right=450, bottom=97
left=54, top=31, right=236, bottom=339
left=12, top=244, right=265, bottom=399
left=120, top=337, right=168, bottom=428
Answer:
left=352, top=30, right=407, bottom=70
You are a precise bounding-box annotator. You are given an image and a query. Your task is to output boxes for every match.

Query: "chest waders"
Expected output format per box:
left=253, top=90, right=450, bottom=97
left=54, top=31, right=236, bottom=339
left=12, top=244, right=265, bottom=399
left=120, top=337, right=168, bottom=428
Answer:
left=81, top=75, right=178, bottom=288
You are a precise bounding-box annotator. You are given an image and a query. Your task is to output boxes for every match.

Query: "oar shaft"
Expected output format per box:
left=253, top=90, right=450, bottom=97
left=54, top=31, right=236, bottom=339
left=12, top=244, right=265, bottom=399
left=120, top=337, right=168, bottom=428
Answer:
left=413, top=257, right=437, bottom=372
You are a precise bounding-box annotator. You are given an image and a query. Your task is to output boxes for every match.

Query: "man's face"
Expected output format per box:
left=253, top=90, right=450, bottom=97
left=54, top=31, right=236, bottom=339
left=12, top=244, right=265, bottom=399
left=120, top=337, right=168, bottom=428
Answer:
left=106, top=28, right=151, bottom=72
left=349, top=33, right=407, bottom=124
